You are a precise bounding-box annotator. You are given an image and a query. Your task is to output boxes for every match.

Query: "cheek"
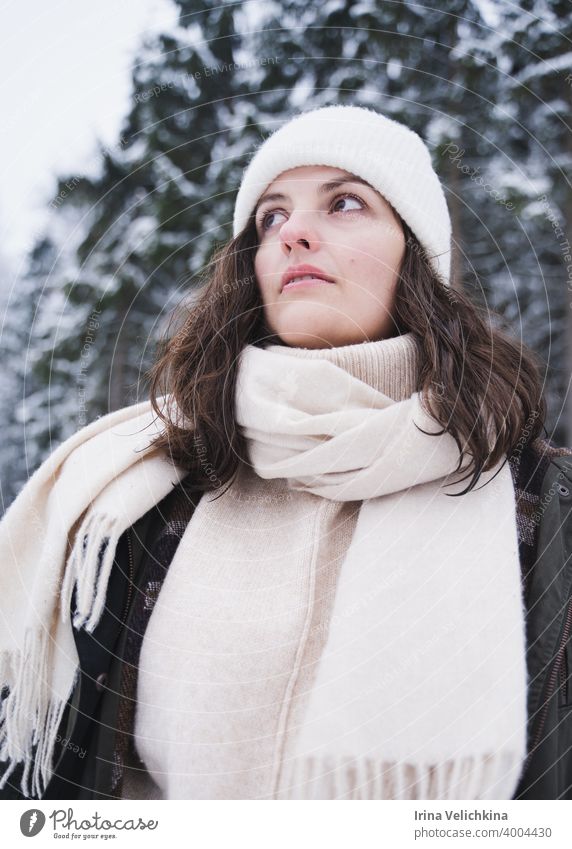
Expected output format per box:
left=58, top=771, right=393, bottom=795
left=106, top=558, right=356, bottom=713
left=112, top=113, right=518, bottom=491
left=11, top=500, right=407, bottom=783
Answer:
left=368, top=233, right=405, bottom=277
left=253, top=250, right=264, bottom=285
left=254, top=249, right=274, bottom=303
left=346, top=236, right=396, bottom=278
left=344, top=233, right=404, bottom=298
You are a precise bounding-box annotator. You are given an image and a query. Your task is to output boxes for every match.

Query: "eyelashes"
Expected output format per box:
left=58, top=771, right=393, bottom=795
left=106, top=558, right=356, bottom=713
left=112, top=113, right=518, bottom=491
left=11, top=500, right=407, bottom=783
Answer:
left=256, top=192, right=366, bottom=233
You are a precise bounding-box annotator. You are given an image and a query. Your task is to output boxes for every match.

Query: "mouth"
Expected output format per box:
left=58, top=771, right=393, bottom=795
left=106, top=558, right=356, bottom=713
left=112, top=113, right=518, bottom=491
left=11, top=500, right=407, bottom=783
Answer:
left=281, top=275, right=335, bottom=293
left=281, top=265, right=336, bottom=293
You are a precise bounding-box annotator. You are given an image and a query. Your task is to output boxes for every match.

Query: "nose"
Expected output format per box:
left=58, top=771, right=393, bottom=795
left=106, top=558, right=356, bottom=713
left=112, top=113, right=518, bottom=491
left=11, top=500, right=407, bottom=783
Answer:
left=279, top=208, right=320, bottom=255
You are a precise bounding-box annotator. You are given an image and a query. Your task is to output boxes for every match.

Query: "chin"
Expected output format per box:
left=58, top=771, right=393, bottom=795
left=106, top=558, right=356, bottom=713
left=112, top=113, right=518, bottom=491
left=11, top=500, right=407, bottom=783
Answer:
left=267, top=308, right=379, bottom=349
left=270, top=328, right=342, bottom=349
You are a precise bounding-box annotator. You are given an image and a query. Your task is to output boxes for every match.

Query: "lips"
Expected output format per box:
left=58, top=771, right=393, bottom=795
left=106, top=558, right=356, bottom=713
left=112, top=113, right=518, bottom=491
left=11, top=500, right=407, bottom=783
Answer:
left=282, top=277, right=335, bottom=293
left=281, top=264, right=335, bottom=292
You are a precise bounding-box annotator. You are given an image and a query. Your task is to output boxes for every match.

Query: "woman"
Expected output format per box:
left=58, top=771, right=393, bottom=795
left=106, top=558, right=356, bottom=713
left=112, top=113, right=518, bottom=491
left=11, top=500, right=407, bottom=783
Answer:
left=1, top=104, right=571, bottom=801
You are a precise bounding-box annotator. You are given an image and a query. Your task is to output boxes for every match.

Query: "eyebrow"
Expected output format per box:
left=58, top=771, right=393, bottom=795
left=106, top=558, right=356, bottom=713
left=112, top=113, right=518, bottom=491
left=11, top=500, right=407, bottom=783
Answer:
left=253, top=173, right=374, bottom=217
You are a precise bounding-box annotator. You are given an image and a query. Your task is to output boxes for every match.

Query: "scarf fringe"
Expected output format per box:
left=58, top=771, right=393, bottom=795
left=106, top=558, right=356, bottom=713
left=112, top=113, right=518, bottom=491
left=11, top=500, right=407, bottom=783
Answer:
left=61, top=510, right=123, bottom=632
left=0, top=398, right=185, bottom=799
left=0, top=625, right=77, bottom=798
left=276, top=752, right=520, bottom=799
left=1, top=510, right=122, bottom=797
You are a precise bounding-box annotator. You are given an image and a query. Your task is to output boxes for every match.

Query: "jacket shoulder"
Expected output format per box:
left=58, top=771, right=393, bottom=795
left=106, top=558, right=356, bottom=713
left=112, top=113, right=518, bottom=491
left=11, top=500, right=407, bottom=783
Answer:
left=508, top=436, right=572, bottom=596
left=509, top=435, right=572, bottom=500
left=510, top=437, right=572, bottom=799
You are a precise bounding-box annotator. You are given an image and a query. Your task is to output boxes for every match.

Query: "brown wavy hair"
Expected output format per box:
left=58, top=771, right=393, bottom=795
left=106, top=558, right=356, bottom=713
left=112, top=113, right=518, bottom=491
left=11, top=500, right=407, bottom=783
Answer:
left=146, top=212, right=547, bottom=500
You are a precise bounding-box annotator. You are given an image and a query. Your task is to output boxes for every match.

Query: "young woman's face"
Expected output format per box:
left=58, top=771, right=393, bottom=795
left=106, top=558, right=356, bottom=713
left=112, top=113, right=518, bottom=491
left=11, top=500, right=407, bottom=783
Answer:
left=253, top=165, right=406, bottom=348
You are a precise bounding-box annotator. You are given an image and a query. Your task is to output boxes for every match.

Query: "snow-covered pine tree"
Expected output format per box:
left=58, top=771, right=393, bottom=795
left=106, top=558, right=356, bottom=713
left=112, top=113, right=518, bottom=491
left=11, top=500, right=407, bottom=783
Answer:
left=493, top=0, right=572, bottom=442
left=4, top=0, right=571, bottom=513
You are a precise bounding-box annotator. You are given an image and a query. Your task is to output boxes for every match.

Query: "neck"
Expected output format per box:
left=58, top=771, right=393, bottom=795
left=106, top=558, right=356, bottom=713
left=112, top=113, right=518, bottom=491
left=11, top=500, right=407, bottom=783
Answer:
left=263, top=333, right=421, bottom=401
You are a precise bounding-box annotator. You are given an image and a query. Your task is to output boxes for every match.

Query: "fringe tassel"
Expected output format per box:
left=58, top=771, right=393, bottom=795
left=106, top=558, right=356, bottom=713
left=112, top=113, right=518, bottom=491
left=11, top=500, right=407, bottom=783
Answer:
left=61, top=511, right=122, bottom=632
left=1, top=511, right=121, bottom=797
left=0, top=625, right=76, bottom=798
left=275, top=752, right=521, bottom=799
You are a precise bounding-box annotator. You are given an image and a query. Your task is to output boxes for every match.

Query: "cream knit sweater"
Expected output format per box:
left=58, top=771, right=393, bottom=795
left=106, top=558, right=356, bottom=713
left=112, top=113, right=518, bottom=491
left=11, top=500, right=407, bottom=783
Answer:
left=122, top=333, right=419, bottom=799
left=121, top=332, right=526, bottom=799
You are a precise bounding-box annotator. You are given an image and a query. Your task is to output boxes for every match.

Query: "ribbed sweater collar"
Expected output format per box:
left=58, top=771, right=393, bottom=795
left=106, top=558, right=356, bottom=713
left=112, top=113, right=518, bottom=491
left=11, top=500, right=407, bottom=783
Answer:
left=263, top=332, right=420, bottom=402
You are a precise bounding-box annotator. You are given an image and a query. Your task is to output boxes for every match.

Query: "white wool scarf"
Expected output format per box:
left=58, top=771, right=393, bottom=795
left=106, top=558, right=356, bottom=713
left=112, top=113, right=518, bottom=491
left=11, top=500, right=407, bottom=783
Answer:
left=0, top=397, right=189, bottom=798
left=134, top=342, right=528, bottom=800
left=0, top=341, right=528, bottom=800
left=235, top=344, right=529, bottom=798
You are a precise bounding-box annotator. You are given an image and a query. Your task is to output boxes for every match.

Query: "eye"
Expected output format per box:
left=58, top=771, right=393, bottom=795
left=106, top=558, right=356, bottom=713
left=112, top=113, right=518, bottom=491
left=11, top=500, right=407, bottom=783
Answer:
left=257, top=192, right=366, bottom=234
left=258, top=209, right=287, bottom=232
left=331, top=193, right=365, bottom=214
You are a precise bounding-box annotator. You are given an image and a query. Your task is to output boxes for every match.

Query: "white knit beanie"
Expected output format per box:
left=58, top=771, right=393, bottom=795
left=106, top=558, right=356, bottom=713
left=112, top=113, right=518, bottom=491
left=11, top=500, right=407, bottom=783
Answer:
left=233, top=104, right=452, bottom=286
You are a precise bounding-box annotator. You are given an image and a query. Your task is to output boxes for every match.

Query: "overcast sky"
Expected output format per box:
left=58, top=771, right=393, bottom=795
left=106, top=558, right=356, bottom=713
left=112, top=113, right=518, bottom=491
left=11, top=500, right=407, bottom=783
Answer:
left=0, top=0, right=179, bottom=278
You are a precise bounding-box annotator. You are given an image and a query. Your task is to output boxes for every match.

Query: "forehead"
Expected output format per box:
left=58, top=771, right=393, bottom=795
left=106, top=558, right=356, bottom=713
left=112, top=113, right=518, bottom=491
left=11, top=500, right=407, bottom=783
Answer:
left=264, top=165, right=365, bottom=189
left=254, top=166, right=382, bottom=215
